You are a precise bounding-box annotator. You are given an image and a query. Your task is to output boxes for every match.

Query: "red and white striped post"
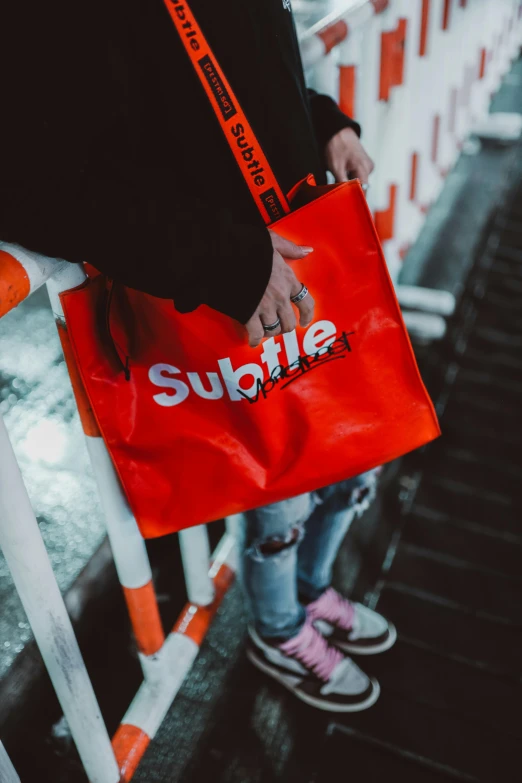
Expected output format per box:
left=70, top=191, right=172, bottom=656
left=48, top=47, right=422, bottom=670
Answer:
left=47, top=262, right=218, bottom=662
left=364, top=1, right=405, bottom=279
left=46, top=265, right=167, bottom=679
left=300, top=0, right=521, bottom=331
left=0, top=243, right=65, bottom=320
left=0, top=410, right=121, bottom=783
left=112, top=530, right=238, bottom=781
left=0, top=245, right=241, bottom=779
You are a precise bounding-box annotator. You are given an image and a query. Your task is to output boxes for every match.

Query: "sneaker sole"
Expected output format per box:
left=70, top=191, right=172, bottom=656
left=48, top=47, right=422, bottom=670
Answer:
left=246, top=648, right=381, bottom=713
left=331, top=622, right=398, bottom=656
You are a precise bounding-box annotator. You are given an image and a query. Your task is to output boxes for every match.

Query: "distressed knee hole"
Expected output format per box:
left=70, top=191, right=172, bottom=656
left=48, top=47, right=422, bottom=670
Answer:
left=351, top=478, right=378, bottom=518
left=259, top=527, right=301, bottom=555
left=247, top=524, right=304, bottom=562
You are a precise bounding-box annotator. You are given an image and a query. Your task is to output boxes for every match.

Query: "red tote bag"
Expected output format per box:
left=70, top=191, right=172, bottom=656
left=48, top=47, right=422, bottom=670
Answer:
left=60, top=0, right=440, bottom=538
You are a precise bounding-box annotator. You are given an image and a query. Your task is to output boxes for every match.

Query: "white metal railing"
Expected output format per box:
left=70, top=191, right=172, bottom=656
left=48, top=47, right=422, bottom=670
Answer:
left=296, top=0, right=522, bottom=336
left=1, top=1, right=522, bottom=780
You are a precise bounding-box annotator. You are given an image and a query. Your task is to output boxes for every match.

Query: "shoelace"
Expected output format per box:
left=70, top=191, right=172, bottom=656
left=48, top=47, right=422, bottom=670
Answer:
left=307, top=587, right=355, bottom=631
left=280, top=620, right=343, bottom=681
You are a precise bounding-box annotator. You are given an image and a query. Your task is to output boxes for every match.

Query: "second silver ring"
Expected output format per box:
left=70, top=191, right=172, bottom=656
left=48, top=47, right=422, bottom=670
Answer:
left=291, top=284, right=309, bottom=305
left=263, top=319, right=281, bottom=332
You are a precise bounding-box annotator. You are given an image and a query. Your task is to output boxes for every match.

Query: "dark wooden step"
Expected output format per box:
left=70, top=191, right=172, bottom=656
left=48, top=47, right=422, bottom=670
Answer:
left=403, top=506, right=522, bottom=577
left=458, top=351, right=522, bottom=385
left=334, top=688, right=521, bottom=782
left=321, top=725, right=479, bottom=783
left=415, top=477, right=522, bottom=536
left=387, top=543, right=522, bottom=623
left=443, top=390, right=521, bottom=430
left=440, top=423, right=521, bottom=464
left=378, top=585, right=522, bottom=676
left=360, top=640, right=522, bottom=738
left=425, top=451, right=522, bottom=502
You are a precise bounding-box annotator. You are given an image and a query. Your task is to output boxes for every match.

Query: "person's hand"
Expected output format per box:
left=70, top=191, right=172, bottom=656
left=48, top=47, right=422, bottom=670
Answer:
left=325, top=126, right=374, bottom=185
left=245, top=231, right=315, bottom=348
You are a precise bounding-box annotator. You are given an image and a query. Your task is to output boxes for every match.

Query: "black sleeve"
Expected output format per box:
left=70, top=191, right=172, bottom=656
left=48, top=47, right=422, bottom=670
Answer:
left=307, top=89, right=362, bottom=153
left=0, top=171, right=273, bottom=325
left=0, top=6, right=272, bottom=325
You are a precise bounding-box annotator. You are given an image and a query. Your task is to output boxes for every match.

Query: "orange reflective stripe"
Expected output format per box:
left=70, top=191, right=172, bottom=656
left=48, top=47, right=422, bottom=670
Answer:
left=123, top=581, right=165, bottom=656
left=379, top=30, right=394, bottom=101
left=339, top=65, right=356, bottom=119
left=479, top=47, right=487, bottom=79
left=442, top=0, right=451, bottom=30
left=380, top=19, right=407, bottom=100
left=112, top=724, right=150, bottom=782
left=393, top=19, right=407, bottom=87
left=56, top=322, right=102, bottom=438
left=419, top=0, right=430, bottom=57
left=318, top=20, right=349, bottom=55
left=162, top=0, right=289, bottom=224
left=173, top=562, right=234, bottom=646
left=0, top=250, right=31, bottom=319
left=374, top=184, right=397, bottom=242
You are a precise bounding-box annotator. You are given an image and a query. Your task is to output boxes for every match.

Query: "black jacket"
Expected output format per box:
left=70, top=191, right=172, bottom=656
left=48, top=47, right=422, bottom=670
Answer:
left=0, top=1, right=359, bottom=323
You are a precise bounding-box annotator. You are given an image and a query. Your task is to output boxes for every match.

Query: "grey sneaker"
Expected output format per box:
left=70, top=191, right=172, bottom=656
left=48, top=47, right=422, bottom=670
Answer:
left=246, top=620, right=380, bottom=712
left=307, top=587, right=397, bottom=655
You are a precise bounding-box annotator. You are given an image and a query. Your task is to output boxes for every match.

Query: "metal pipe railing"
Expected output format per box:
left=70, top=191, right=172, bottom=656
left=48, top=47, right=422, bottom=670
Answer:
left=299, top=0, right=371, bottom=41
left=0, top=413, right=120, bottom=783
left=0, top=242, right=65, bottom=320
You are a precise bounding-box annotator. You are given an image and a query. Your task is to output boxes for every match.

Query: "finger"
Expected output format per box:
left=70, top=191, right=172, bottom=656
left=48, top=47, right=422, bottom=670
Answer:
left=295, top=290, right=315, bottom=328
left=270, top=231, right=314, bottom=259
left=245, top=316, right=265, bottom=348
left=348, top=159, right=369, bottom=184
left=358, top=158, right=375, bottom=183
left=331, top=162, right=349, bottom=183
left=259, top=309, right=282, bottom=338
left=278, top=301, right=297, bottom=334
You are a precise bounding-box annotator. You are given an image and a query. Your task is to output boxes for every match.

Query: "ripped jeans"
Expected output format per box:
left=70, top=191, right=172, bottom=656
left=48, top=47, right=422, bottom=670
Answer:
left=242, top=469, right=380, bottom=641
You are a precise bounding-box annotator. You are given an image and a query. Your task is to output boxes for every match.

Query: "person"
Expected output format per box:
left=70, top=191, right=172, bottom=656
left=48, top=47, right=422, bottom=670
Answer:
left=0, top=0, right=394, bottom=712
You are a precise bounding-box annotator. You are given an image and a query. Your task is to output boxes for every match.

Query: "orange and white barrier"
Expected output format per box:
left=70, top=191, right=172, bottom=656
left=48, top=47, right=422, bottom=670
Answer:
left=297, top=0, right=522, bottom=335
left=0, top=741, right=21, bottom=783
left=112, top=530, right=237, bottom=781
left=0, top=245, right=240, bottom=780
left=300, top=1, right=388, bottom=99
left=47, top=265, right=167, bottom=679
left=0, top=412, right=121, bottom=783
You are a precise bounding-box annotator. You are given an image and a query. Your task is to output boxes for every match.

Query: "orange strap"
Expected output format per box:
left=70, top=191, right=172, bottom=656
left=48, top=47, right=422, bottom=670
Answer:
left=162, top=0, right=290, bottom=224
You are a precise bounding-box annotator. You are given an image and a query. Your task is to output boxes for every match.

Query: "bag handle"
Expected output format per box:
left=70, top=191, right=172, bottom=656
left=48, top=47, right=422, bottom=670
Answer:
left=162, top=0, right=290, bottom=225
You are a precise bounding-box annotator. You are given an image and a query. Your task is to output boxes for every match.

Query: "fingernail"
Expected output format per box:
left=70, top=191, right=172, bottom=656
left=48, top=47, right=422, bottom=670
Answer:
left=300, top=247, right=314, bottom=254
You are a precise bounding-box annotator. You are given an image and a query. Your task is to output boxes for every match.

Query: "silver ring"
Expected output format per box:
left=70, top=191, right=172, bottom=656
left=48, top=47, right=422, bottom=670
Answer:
left=361, top=183, right=370, bottom=192
left=263, top=319, right=281, bottom=332
left=291, top=285, right=309, bottom=305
